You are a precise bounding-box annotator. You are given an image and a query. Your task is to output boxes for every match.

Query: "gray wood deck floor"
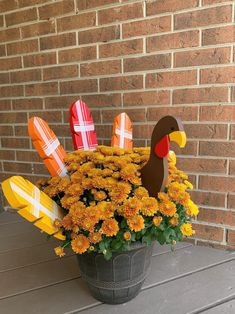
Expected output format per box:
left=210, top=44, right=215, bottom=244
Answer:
left=0, top=211, right=234, bottom=314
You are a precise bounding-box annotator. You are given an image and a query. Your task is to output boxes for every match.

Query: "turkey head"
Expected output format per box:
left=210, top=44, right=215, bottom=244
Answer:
left=140, top=116, right=186, bottom=198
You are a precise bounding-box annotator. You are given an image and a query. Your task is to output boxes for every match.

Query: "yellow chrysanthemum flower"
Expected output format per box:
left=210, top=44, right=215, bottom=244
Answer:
left=134, top=187, right=149, bottom=199
left=122, top=197, right=142, bottom=218
left=123, top=231, right=131, bottom=241
left=101, top=218, right=119, bottom=237
left=169, top=217, right=178, bottom=226
left=152, top=216, right=162, bottom=226
left=141, top=197, right=159, bottom=216
left=89, top=231, right=102, bottom=244
left=127, top=215, right=145, bottom=232
left=71, top=234, right=90, bottom=254
left=185, top=199, right=199, bottom=216
left=159, top=200, right=177, bottom=217
left=180, top=223, right=195, bottom=237
left=54, top=246, right=65, bottom=257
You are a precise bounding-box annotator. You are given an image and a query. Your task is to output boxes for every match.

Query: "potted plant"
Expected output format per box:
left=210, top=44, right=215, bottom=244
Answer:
left=37, top=144, right=199, bottom=304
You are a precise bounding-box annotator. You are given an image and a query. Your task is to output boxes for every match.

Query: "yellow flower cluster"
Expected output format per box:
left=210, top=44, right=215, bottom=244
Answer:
left=39, top=146, right=198, bottom=256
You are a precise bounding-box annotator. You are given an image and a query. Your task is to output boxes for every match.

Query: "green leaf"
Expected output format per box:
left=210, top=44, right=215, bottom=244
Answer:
left=142, top=235, right=152, bottom=246
left=99, top=242, right=106, bottom=252
left=104, top=250, right=112, bottom=260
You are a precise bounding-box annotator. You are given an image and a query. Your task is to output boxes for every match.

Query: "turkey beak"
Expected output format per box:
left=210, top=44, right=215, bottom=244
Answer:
left=169, top=131, right=186, bottom=148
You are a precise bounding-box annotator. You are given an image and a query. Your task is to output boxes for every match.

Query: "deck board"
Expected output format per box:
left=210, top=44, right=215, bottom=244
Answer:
left=0, top=211, right=234, bottom=314
left=0, top=211, right=23, bottom=224
left=202, top=299, right=235, bottom=313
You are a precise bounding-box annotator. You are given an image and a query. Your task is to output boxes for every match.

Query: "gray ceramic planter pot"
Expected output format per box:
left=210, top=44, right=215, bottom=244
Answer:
left=77, top=242, right=153, bottom=304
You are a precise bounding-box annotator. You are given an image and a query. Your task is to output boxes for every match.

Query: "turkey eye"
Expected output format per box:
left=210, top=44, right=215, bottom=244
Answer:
left=170, top=127, right=175, bottom=131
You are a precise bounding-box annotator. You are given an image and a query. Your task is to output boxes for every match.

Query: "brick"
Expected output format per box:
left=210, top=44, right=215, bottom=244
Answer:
left=184, top=124, right=227, bottom=140
left=0, top=150, right=15, bottom=160
left=0, top=0, right=18, bottom=13
left=174, top=47, right=230, bottom=68
left=81, top=94, right=121, bottom=108
left=202, top=25, right=235, bottom=46
left=98, top=3, right=143, bottom=25
left=21, top=21, right=55, bottom=39
left=199, top=176, right=235, bottom=193
left=147, top=30, right=199, bottom=52
left=133, top=124, right=155, bottom=139
left=193, top=223, right=224, bottom=241
left=80, top=60, right=121, bottom=77
left=229, top=160, right=235, bottom=176
left=190, top=190, right=225, bottom=208
left=40, top=33, right=76, bottom=50
left=99, top=39, right=143, bottom=58
left=177, top=157, right=227, bottom=174
left=12, top=98, right=43, bottom=110
left=232, top=87, right=235, bottom=102
left=124, top=54, right=171, bottom=73
left=54, top=123, right=74, bottom=137
left=0, top=73, right=10, bottom=85
left=0, top=16, right=4, bottom=27
left=25, top=82, right=58, bottom=96
left=16, top=150, right=41, bottom=163
left=171, top=141, right=198, bottom=156
left=0, top=85, right=24, bottom=98
left=77, top=0, right=118, bottom=10
left=23, top=52, right=56, bottom=67
left=0, top=126, right=13, bottom=136
left=200, top=105, right=235, bottom=122
left=123, top=16, right=171, bottom=38
left=19, top=0, right=50, bottom=8
left=102, top=108, right=146, bottom=123
left=33, top=163, right=50, bottom=175
left=39, top=0, right=74, bottom=20
left=95, top=125, right=113, bottom=139
left=6, top=8, right=37, bottom=27
left=198, top=208, right=235, bottom=226
left=3, top=162, right=32, bottom=174
left=231, top=123, right=235, bottom=139
left=14, top=126, right=28, bottom=136
left=28, top=111, right=62, bottom=124
left=228, top=194, right=235, bottom=209
left=0, top=45, right=6, bottom=57
left=100, top=75, right=143, bottom=92
left=147, top=106, right=198, bottom=122
left=123, top=91, right=170, bottom=106
left=7, top=39, right=38, bottom=56
left=43, top=65, right=78, bottom=80
left=201, top=66, right=235, bottom=84
left=173, top=87, right=228, bottom=104
left=199, top=142, right=235, bottom=158
left=227, top=230, right=235, bottom=245
left=10, top=69, right=41, bottom=83
left=78, top=25, right=120, bottom=45
left=1, top=138, right=30, bottom=149
left=146, top=70, right=197, bottom=88
left=0, top=100, right=11, bottom=111
left=147, top=0, right=198, bottom=15
left=58, top=46, right=96, bottom=63
left=60, top=79, right=98, bottom=94
left=0, top=28, right=20, bottom=43
left=44, top=96, right=78, bottom=109
left=57, top=12, right=96, bottom=32
left=0, top=57, right=21, bottom=71
left=0, top=112, right=27, bottom=124
left=174, top=5, right=232, bottom=30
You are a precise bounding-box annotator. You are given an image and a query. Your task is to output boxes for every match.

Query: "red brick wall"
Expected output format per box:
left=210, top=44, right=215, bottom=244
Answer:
left=0, top=0, right=234, bottom=248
